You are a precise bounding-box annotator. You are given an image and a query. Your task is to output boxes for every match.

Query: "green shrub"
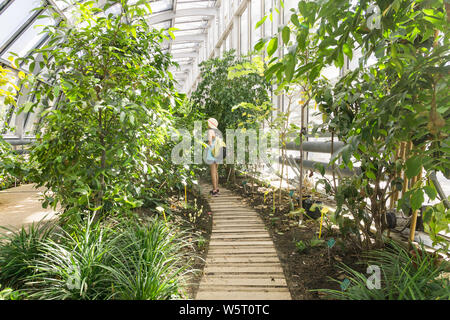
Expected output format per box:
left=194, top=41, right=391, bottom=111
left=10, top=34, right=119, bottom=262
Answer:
left=318, top=241, right=450, bottom=300
left=101, top=217, right=195, bottom=300
left=23, top=0, right=182, bottom=222
left=22, top=216, right=195, bottom=300
left=25, top=217, right=112, bottom=300
left=0, top=220, right=55, bottom=288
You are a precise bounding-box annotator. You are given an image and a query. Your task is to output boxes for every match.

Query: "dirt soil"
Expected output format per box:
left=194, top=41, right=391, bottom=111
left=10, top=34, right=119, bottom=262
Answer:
left=222, top=176, right=365, bottom=300
left=160, top=189, right=213, bottom=299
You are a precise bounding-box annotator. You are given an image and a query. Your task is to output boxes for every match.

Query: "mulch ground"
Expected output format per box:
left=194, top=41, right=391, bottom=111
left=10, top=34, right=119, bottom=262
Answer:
left=163, top=189, right=213, bottom=299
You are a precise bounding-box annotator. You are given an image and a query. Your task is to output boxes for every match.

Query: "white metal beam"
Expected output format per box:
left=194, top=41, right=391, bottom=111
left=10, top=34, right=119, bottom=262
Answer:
left=147, top=8, right=218, bottom=25
left=172, top=52, right=199, bottom=59
left=163, top=34, right=207, bottom=44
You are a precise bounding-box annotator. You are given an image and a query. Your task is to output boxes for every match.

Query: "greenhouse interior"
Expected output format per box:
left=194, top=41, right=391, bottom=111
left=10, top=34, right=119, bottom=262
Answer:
left=0, top=0, right=449, bottom=303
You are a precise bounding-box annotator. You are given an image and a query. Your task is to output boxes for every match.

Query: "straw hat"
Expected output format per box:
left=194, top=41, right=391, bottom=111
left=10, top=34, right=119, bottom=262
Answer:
left=207, top=118, right=218, bottom=129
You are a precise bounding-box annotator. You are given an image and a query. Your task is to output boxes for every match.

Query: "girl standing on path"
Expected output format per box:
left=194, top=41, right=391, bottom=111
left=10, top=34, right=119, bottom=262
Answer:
left=206, top=118, right=220, bottom=196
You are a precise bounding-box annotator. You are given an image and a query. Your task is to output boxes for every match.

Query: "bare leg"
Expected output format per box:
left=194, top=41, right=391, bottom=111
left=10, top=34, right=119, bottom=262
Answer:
left=215, top=164, right=219, bottom=190
left=210, top=163, right=218, bottom=191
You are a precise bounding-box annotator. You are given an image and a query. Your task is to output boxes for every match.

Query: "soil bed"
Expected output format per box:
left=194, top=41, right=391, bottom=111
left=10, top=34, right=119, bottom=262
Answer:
left=149, top=189, right=213, bottom=299
left=222, top=176, right=364, bottom=300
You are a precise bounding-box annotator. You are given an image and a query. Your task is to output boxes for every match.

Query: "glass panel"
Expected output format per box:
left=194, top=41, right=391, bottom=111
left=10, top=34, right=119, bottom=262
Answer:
left=0, top=0, right=42, bottom=48
left=2, top=11, right=55, bottom=60
left=171, top=48, right=197, bottom=54
left=148, top=0, right=173, bottom=14
left=175, top=21, right=208, bottom=30
left=240, top=7, right=248, bottom=54
left=54, top=0, right=72, bottom=10
left=177, top=1, right=211, bottom=10
left=0, top=68, right=18, bottom=131
left=284, top=0, right=297, bottom=21
left=173, top=29, right=204, bottom=37
left=172, top=43, right=199, bottom=49
left=264, top=0, right=272, bottom=38
left=175, top=16, right=205, bottom=23
left=251, top=0, right=262, bottom=49
left=223, top=0, right=230, bottom=26
left=152, top=21, right=171, bottom=30
left=321, top=65, right=340, bottom=81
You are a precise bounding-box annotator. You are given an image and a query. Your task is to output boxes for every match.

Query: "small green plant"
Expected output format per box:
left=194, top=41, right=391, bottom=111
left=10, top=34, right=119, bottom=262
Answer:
left=21, top=215, right=196, bottom=300
left=25, top=217, right=112, bottom=300
left=0, top=220, right=55, bottom=288
left=102, top=217, right=195, bottom=300
left=295, top=237, right=326, bottom=254
left=309, top=237, right=325, bottom=248
left=0, top=285, right=26, bottom=300
left=196, top=235, right=207, bottom=250
left=295, top=240, right=308, bottom=254
left=317, top=241, right=450, bottom=300
left=185, top=198, right=204, bottom=224
left=287, top=208, right=305, bottom=220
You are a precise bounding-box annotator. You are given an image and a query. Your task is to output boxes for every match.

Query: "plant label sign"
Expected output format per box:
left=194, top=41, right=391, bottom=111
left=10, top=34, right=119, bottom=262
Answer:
left=327, top=238, right=336, bottom=248
left=340, top=278, right=350, bottom=291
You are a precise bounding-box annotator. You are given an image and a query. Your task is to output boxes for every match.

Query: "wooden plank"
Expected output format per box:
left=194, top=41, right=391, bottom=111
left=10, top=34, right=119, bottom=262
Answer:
left=196, top=183, right=291, bottom=300
left=207, top=250, right=278, bottom=256
left=205, top=256, right=280, bottom=263
left=210, top=228, right=268, bottom=233
left=210, top=234, right=271, bottom=240
left=205, top=262, right=283, bottom=268
left=200, top=277, right=287, bottom=287
left=209, top=240, right=275, bottom=246
left=196, top=290, right=291, bottom=300
left=213, top=214, right=260, bottom=219
left=204, top=265, right=284, bottom=274
left=213, top=223, right=266, bottom=228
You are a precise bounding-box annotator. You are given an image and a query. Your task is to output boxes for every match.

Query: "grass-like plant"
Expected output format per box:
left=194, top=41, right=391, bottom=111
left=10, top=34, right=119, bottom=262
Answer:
left=0, top=285, right=26, bottom=300
left=0, top=220, right=55, bottom=288
left=101, top=217, right=195, bottom=300
left=317, top=241, right=450, bottom=300
left=19, top=215, right=195, bottom=300
left=24, top=217, right=111, bottom=300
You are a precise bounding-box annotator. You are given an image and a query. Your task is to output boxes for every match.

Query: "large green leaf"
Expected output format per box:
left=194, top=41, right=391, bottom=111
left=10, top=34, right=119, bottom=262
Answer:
left=267, top=37, right=278, bottom=56
left=282, top=26, right=291, bottom=45
left=405, top=156, right=422, bottom=179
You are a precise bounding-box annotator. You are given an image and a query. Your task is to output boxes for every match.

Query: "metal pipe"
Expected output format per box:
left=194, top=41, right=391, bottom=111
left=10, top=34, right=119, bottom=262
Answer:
left=12, top=149, right=30, bottom=155
left=430, top=171, right=450, bottom=209
left=285, top=141, right=345, bottom=153
left=279, top=156, right=359, bottom=177
left=4, top=139, right=35, bottom=145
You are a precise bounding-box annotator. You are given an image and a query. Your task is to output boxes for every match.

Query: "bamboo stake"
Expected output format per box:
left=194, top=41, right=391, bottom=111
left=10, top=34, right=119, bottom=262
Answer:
left=273, top=188, right=276, bottom=214
left=298, top=103, right=306, bottom=221
left=318, top=210, right=325, bottom=239
left=387, top=143, right=403, bottom=238
left=402, top=142, right=412, bottom=195
left=409, top=174, right=419, bottom=243
left=390, top=143, right=404, bottom=209
left=409, top=153, right=424, bottom=244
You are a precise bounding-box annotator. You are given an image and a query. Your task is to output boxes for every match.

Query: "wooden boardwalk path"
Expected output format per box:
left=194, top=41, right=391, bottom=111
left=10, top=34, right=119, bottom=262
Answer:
left=196, top=183, right=291, bottom=300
